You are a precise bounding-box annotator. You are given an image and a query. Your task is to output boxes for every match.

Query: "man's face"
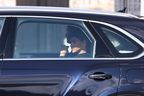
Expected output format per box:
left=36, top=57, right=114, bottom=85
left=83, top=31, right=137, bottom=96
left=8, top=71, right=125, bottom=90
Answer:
left=69, top=37, right=84, bottom=53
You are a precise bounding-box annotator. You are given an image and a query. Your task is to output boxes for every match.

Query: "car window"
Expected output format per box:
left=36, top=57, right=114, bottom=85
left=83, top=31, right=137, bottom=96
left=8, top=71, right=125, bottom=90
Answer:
left=91, top=22, right=143, bottom=57
left=13, top=18, right=95, bottom=58
left=0, top=18, right=5, bottom=36
left=101, top=27, right=138, bottom=54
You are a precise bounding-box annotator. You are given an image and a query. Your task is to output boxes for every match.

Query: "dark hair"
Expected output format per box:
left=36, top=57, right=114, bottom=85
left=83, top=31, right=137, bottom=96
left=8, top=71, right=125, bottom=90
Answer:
left=66, top=26, right=92, bottom=53
left=66, top=26, right=87, bottom=43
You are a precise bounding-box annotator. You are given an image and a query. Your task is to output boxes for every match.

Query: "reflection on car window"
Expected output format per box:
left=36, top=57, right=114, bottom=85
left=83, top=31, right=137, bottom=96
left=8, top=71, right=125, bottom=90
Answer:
left=0, top=18, right=4, bottom=36
left=14, top=18, right=94, bottom=58
left=101, top=27, right=138, bottom=54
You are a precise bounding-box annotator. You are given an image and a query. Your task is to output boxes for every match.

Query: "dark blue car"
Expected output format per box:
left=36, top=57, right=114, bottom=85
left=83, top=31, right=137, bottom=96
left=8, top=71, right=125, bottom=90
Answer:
left=0, top=6, right=144, bottom=96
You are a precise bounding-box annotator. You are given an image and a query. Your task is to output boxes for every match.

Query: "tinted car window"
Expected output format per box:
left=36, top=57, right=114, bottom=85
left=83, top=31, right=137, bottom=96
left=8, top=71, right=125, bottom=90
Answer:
left=14, top=18, right=95, bottom=58
left=91, top=22, right=142, bottom=57
left=101, top=27, right=138, bottom=54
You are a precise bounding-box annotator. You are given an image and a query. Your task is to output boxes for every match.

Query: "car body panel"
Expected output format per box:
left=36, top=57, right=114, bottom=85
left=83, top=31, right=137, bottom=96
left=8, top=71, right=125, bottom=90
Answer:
left=0, top=7, right=143, bottom=96
left=0, top=59, right=119, bottom=96
left=117, top=60, right=144, bottom=96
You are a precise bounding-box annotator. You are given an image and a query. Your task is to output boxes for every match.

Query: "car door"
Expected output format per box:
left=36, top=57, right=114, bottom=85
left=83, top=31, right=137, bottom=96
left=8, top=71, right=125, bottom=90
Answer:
left=0, top=16, right=120, bottom=96
left=91, top=21, right=144, bottom=96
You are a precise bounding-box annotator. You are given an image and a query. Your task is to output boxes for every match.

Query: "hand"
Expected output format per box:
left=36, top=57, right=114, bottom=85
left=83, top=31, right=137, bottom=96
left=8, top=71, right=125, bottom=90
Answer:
left=60, top=45, right=69, bottom=57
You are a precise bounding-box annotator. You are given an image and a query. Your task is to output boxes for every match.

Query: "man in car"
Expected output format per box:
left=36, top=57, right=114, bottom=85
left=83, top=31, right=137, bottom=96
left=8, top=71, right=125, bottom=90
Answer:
left=60, top=26, right=90, bottom=58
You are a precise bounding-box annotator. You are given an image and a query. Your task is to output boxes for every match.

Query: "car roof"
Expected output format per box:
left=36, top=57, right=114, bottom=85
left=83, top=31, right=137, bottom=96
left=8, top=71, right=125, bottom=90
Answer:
left=0, top=6, right=138, bottom=18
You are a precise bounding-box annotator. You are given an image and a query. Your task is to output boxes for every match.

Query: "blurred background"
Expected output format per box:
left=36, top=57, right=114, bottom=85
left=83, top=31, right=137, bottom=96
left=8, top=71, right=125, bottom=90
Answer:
left=0, top=0, right=144, bottom=17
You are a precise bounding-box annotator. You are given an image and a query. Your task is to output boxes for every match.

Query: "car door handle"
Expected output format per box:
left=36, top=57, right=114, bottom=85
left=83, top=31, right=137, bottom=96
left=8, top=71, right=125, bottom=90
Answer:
left=88, top=72, right=112, bottom=81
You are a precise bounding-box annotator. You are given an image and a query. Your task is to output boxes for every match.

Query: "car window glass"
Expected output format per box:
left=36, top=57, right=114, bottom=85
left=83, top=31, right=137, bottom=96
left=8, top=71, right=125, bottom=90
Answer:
left=101, top=27, right=138, bottom=54
left=13, top=18, right=94, bottom=58
left=0, top=18, right=5, bottom=36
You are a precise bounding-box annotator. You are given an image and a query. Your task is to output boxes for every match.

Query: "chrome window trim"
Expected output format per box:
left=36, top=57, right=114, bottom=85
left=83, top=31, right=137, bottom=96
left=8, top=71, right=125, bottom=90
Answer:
left=1, top=52, right=144, bottom=61
left=0, top=15, right=143, bottom=60
left=82, top=23, right=96, bottom=58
